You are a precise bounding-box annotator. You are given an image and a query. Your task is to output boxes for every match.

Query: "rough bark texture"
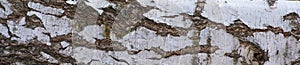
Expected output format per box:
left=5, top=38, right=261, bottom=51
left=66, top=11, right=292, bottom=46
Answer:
left=0, top=0, right=300, bottom=65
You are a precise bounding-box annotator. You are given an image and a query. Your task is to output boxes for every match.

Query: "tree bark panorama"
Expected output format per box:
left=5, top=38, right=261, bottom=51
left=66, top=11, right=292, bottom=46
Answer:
left=0, top=0, right=300, bottom=65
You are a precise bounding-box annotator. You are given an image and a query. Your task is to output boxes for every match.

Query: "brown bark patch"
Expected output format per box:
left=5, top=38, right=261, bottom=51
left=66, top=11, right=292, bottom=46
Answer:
left=135, top=18, right=182, bottom=37
left=95, top=39, right=127, bottom=52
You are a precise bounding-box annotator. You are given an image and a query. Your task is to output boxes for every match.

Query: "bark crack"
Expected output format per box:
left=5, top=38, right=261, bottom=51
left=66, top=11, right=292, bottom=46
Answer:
left=134, top=18, right=184, bottom=37
left=239, top=40, right=269, bottom=65
left=109, top=55, right=130, bottom=65
left=0, top=41, right=76, bottom=64
left=150, top=45, right=218, bottom=58
left=95, top=39, right=127, bottom=52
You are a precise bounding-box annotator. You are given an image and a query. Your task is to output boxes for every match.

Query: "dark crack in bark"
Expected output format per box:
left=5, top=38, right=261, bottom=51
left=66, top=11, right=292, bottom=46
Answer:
left=205, top=36, right=212, bottom=65
left=5, top=0, right=30, bottom=21
left=284, top=12, right=300, bottom=39
left=98, top=6, right=118, bottom=39
left=226, top=19, right=253, bottom=37
left=290, top=57, right=300, bottom=65
left=0, top=1, right=5, bottom=11
left=95, top=39, right=127, bottom=52
left=107, top=0, right=128, bottom=4
left=127, top=49, right=151, bottom=55
left=0, top=54, right=59, bottom=65
left=0, top=19, right=20, bottom=39
left=291, top=23, right=300, bottom=40
left=226, top=19, right=292, bottom=38
left=7, top=0, right=77, bottom=19
left=135, top=18, right=182, bottom=37
left=24, top=14, right=45, bottom=29
left=50, top=33, right=72, bottom=43
left=106, top=0, right=132, bottom=11
left=0, top=40, right=76, bottom=64
left=191, top=15, right=295, bottom=39
left=224, top=50, right=241, bottom=65
left=239, top=40, right=269, bottom=65
left=283, top=12, right=299, bottom=21
left=127, top=50, right=142, bottom=55
left=267, top=0, right=277, bottom=6
left=98, top=6, right=117, bottom=25
left=194, top=0, right=206, bottom=16
left=109, top=55, right=130, bottom=65
left=190, top=15, right=226, bottom=31
left=190, top=0, right=225, bottom=31
left=150, top=45, right=218, bottom=58
left=287, top=0, right=300, bottom=1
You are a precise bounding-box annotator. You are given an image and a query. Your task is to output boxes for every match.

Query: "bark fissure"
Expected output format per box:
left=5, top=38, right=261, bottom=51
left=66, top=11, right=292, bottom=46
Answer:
left=150, top=45, right=218, bottom=58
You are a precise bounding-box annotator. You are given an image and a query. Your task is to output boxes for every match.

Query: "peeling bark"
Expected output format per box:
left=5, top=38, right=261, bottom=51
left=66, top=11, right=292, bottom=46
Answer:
left=1, top=0, right=300, bottom=65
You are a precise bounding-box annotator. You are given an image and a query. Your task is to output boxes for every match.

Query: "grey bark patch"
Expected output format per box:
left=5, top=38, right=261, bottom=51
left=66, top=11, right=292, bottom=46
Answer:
left=72, top=0, right=99, bottom=32
left=112, top=1, right=151, bottom=39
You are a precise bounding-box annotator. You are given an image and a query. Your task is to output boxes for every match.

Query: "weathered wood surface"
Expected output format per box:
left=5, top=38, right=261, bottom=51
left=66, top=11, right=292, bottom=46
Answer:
left=0, top=0, right=300, bottom=65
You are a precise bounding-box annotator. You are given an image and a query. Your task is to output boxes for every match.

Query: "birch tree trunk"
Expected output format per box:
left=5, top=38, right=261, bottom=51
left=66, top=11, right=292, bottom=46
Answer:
left=0, top=0, right=300, bottom=65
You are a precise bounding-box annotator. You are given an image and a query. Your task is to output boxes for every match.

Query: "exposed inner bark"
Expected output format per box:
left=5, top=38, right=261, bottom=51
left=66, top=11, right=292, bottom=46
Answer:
left=50, top=33, right=73, bottom=43
left=1, top=0, right=300, bottom=65
left=0, top=40, right=76, bottom=64
left=150, top=45, right=219, bottom=58
left=226, top=19, right=292, bottom=37
left=239, top=40, right=269, bottom=65
left=135, top=18, right=182, bottom=37
left=95, top=39, right=127, bottom=52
